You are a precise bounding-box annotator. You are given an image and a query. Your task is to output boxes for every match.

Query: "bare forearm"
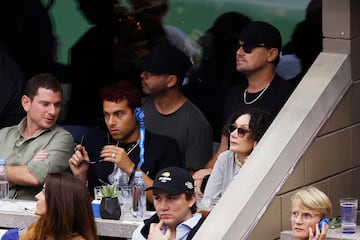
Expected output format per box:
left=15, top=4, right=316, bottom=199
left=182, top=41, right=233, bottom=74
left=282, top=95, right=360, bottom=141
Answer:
left=142, top=172, right=154, bottom=203
left=6, top=165, right=40, bottom=186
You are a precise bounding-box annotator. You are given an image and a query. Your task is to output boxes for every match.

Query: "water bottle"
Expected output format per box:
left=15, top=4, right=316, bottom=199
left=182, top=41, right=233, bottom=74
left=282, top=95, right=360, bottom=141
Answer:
left=132, top=171, right=146, bottom=218
left=0, top=159, right=9, bottom=199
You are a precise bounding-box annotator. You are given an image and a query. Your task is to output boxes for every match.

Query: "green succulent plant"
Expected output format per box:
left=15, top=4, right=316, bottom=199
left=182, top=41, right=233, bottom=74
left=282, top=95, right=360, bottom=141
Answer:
left=101, top=184, right=118, bottom=198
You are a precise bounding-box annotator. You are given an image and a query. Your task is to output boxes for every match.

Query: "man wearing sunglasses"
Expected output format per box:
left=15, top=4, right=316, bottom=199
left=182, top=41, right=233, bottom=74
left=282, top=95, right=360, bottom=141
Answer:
left=194, top=21, right=295, bottom=195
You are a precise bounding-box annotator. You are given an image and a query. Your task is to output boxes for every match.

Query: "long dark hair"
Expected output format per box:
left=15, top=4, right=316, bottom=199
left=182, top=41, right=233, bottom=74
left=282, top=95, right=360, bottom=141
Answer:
left=26, top=172, right=98, bottom=240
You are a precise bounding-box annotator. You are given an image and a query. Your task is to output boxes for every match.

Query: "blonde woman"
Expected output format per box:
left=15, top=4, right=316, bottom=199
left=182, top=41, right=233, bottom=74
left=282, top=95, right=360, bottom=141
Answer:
left=291, top=187, right=332, bottom=240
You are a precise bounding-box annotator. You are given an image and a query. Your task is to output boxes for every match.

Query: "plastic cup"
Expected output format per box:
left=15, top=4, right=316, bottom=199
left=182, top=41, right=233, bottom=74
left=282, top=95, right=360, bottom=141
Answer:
left=118, top=185, right=133, bottom=212
left=196, top=197, right=213, bottom=217
left=340, top=197, right=358, bottom=233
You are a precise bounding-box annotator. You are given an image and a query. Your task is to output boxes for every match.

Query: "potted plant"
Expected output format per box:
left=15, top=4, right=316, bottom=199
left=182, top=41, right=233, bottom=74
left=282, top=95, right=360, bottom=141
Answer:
left=100, top=184, right=121, bottom=220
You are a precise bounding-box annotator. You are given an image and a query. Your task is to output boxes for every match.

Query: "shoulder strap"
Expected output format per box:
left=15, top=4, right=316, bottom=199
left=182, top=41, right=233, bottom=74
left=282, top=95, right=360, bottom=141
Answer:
left=186, top=217, right=206, bottom=240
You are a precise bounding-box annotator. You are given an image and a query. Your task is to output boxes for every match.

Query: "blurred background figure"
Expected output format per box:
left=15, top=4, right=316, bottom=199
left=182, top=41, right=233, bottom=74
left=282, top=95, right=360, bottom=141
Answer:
left=0, top=0, right=63, bottom=80
left=0, top=46, right=26, bottom=128
left=65, top=0, right=119, bottom=127
left=184, top=12, right=252, bottom=143
left=276, top=0, right=322, bottom=86
left=127, top=0, right=198, bottom=61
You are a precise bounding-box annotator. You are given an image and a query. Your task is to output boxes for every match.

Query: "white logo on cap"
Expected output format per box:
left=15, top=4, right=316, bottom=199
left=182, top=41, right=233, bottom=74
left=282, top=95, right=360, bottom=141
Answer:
left=158, top=171, right=172, bottom=183
left=185, top=181, right=194, bottom=190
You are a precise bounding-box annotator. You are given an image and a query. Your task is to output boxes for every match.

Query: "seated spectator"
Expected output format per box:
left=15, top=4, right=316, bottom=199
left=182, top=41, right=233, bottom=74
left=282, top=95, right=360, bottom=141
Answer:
left=290, top=186, right=332, bottom=240
left=277, top=0, right=322, bottom=86
left=132, top=166, right=205, bottom=240
left=69, top=80, right=183, bottom=210
left=133, top=43, right=213, bottom=174
left=1, top=172, right=98, bottom=240
left=201, top=108, right=272, bottom=204
left=193, top=21, right=295, bottom=189
left=0, top=73, right=74, bottom=200
left=0, top=46, right=26, bottom=128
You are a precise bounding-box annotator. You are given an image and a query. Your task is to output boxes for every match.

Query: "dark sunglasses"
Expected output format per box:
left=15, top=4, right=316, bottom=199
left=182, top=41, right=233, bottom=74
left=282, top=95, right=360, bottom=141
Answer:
left=228, top=125, right=251, bottom=137
left=237, top=42, right=267, bottom=54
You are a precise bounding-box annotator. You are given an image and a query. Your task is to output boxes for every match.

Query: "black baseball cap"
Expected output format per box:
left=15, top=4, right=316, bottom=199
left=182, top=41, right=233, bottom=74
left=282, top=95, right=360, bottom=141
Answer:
left=132, top=43, right=192, bottom=78
left=239, top=21, right=282, bottom=52
left=146, top=166, right=194, bottom=195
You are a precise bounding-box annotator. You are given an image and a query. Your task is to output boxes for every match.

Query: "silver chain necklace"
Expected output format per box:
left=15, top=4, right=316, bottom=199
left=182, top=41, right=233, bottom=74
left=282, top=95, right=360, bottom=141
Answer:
left=243, top=83, right=270, bottom=105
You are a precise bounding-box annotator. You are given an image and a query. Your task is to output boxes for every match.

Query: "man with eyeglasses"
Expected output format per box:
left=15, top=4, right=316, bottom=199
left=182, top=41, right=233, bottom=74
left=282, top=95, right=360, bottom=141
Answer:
left=193, top=21, right=295, bottom=196
left=290, top=186, right=331, bottom=240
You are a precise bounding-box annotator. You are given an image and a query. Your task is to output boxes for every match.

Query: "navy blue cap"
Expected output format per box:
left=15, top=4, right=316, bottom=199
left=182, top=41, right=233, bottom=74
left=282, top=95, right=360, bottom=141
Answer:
left=239, top=21, right=282, bottom=52
left=146, top=166, right=194, bottom=195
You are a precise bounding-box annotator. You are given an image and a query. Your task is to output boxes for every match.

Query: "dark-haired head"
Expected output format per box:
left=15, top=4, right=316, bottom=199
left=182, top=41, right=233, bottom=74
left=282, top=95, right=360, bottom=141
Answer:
left=223, top=108, right=272, bottom=142
left=24, top=73, right=62, bottom=100
left=100, top=80, right=142, bottom=110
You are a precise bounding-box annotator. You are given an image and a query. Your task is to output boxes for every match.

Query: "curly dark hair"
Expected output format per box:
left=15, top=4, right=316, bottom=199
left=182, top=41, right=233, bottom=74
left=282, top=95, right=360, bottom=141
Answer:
left=222, top=108, right=272, bottom=142
left=99, top=80, right=142, bottom=110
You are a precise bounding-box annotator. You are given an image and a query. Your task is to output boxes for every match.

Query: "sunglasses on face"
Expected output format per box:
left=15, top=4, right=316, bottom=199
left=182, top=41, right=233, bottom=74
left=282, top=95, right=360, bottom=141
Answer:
left=237, top=42, right=267, bottom=54
left=228, top=125, right=251, bottom=137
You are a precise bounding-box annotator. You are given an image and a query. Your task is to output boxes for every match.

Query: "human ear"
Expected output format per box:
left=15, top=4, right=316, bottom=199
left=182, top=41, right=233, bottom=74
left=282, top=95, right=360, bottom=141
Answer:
left=166, top=75, right=178, bottom=88
left=267, top=48, right=278, bottom=62
left=21, top=95, right=31, bottom=112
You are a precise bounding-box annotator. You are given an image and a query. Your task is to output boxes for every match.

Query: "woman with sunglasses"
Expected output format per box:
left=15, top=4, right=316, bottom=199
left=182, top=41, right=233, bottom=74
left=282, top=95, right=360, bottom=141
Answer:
left=290, top=186, right=332, bottom=240
left=201, top=108, right=272, bottom=205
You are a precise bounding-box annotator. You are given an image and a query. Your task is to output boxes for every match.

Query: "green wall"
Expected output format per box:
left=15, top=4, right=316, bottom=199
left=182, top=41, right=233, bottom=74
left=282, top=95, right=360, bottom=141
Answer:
left=44, top=0, right=310, bottom=64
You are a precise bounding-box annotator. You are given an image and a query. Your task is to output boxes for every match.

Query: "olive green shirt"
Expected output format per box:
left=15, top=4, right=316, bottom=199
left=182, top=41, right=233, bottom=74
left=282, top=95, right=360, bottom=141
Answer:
left=0, top=118, right=74, bottom=200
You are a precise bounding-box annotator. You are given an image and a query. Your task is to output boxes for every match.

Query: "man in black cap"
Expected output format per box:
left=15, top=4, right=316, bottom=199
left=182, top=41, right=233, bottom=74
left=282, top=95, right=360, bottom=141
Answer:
left=132, top=166, right=205, bottom=240
left=194, top=21, right=295, bottom=194
left=133, top=43, right=213, bottom=175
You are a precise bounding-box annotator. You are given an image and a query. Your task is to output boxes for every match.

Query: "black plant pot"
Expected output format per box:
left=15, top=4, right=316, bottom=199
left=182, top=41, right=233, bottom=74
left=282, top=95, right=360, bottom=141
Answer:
left=100, top=197, right=121, bottom=220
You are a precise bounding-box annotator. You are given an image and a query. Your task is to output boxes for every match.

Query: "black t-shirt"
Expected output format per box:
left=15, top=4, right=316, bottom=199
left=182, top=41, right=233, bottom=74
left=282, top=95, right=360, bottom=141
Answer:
left=87, top=129, right=184, bottom=210
left=223, top=74, right=295, bottom=126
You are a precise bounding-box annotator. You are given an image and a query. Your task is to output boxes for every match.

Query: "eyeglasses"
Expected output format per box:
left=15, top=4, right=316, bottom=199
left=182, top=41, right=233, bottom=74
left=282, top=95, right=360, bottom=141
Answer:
left=290, top=211, right=317, bottom=222
left=237, top=42, right=267, bottom=54
left=228, top=125, right=251, bottom=137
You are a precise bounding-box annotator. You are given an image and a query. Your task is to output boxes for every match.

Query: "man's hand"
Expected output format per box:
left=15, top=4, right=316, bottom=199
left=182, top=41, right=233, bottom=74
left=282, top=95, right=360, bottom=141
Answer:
left=69, top=144, right=89, bottom=182
left=32, top=150, right=49, bottom=161
left=101, top=145, right=134, bottom=174
left=148, top=220, right=171, bottom=240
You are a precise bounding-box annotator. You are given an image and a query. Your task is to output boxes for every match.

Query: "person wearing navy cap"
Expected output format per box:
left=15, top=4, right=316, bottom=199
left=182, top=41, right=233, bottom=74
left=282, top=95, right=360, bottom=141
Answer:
left=133, top=43, right=213, bottom=175
left=132, top=166, right=205, bottom=240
